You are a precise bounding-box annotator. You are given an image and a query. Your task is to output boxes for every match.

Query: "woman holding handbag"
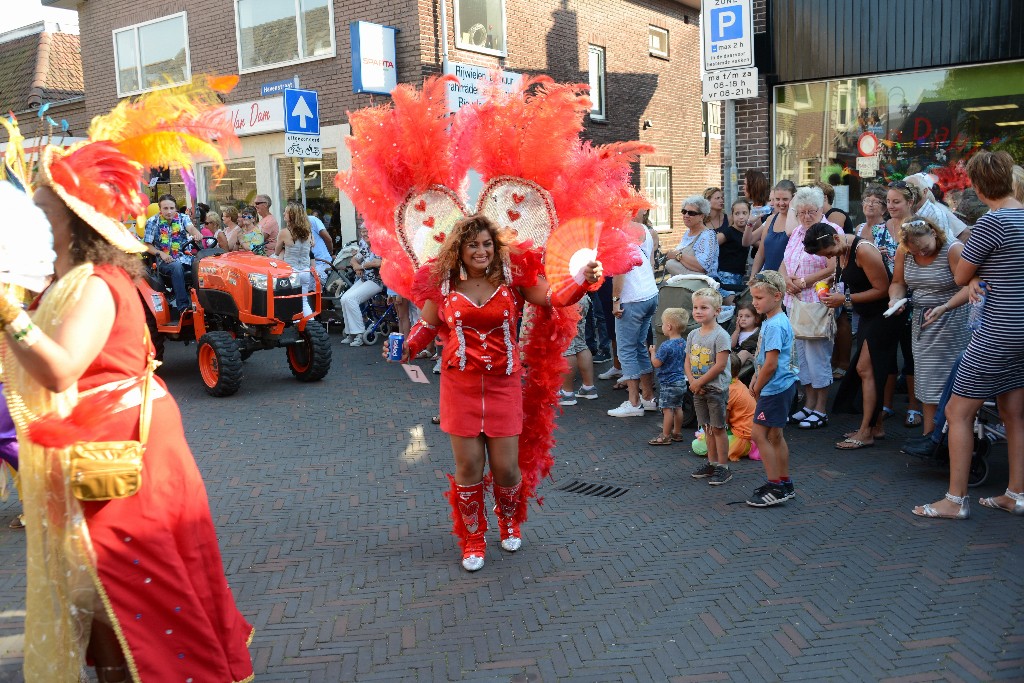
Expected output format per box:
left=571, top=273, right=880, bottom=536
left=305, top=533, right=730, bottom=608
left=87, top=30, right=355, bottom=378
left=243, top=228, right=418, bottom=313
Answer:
left=1, top=80, right=253, bottom=683
left=778, top=187, right=837, bottom=430
left=803, top=223, right=898, bottom=450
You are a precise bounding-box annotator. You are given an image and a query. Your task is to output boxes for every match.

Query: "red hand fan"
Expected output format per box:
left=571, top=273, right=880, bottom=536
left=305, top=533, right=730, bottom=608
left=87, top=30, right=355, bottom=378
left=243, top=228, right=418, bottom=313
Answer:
left=544, top=217, right=601, bottom=302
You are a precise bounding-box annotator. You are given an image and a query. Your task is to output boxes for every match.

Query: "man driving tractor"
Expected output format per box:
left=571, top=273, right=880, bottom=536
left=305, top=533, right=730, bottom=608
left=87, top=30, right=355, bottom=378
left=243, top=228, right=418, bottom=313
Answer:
left=144, top=193, right=203, bottom=319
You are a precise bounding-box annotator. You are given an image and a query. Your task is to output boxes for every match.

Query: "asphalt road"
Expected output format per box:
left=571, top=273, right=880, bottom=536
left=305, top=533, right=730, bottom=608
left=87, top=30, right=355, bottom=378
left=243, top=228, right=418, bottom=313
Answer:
left=2, top=337, right=1023, bottom=682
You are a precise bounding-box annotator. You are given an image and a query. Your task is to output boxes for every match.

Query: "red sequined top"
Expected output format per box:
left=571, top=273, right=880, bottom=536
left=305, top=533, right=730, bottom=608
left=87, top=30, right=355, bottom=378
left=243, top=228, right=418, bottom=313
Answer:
left=438, top=284, right=522, bottom=375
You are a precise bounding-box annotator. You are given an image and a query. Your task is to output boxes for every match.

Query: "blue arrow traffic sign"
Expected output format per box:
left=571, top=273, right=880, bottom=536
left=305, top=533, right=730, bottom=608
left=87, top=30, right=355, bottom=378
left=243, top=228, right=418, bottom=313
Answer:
left=283, top=88, right=320, bottom=136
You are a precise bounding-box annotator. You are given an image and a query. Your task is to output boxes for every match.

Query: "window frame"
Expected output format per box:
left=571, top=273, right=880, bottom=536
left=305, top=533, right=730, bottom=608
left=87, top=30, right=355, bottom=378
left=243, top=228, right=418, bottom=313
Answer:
left=645, top=166, right=672, bottom=233
left=588, top=45, right=607, bottom=121
left=704, top=100, right=722, bottom=139
left=234, top=0, right=337, bottom=75
left=112, top=11, right=192, bottom=98
left=453, top=0, right=508, bottom=58
left=648, top=26, right=669, bottom=59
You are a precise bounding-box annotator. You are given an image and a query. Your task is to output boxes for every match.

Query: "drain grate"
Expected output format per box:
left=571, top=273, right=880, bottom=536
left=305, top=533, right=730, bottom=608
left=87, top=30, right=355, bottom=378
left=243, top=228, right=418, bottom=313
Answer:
left=555, top=480, right=629, bottom=498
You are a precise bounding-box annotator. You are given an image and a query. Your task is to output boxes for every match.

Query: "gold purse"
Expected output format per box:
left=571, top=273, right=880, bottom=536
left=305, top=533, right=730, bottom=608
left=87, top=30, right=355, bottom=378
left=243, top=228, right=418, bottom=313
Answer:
left=69, top=336, right=158, bottom=502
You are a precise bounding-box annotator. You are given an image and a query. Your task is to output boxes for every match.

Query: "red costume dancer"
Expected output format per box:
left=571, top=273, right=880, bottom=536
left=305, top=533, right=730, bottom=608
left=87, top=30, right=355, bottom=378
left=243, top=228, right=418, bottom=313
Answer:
left=338, top=75, right=652, bottom=571
left=1, top=78, right=253, bottom=682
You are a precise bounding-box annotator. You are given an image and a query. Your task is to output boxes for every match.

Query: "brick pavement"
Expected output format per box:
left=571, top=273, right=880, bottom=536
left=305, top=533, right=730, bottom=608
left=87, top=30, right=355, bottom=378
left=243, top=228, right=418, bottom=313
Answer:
left=2, top=338, right=1023, bottom=682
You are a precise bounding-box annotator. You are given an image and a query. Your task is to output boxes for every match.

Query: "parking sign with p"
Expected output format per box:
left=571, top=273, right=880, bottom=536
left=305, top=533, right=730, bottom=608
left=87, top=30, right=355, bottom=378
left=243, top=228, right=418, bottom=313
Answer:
left=702, top=0, right=753, bottom=70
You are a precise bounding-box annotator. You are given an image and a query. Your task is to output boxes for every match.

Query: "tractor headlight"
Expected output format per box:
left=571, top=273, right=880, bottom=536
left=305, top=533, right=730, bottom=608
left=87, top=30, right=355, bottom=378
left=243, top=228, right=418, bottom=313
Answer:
left=248, top=273, right=268, bottom=290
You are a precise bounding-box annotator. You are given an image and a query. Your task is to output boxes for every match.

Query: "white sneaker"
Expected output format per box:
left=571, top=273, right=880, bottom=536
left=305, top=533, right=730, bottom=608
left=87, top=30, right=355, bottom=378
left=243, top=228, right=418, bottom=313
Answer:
left=349, top=336, right=364, bottom=347
left=432, top=358, right=442, bottom=374
left=641, top=397, right=658, bottom=411
left=598, top=367, right=622, bottom=381
left=607, top=400, right=644, bottom=417
left=558, top=390, right=577, bottom=406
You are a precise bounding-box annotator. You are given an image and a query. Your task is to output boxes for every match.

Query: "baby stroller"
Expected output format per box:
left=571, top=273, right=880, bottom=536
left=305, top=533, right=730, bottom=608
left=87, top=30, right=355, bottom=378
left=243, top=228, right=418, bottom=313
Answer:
left=653, top=274, right=737, bottom=346
left=358, top=291, right=399, bottom=345
left=317, top=242, right=358, bottom=332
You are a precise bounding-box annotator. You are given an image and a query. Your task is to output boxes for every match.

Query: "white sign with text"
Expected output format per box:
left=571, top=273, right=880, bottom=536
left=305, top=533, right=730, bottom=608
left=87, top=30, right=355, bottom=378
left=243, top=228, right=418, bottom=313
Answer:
left=702, top=0, right=755, bottom=71
left=702, top=67, right=758, bottom=101
left=443, top=61, right=522, bottom=112
left=227, top=97, right=284, bottom=136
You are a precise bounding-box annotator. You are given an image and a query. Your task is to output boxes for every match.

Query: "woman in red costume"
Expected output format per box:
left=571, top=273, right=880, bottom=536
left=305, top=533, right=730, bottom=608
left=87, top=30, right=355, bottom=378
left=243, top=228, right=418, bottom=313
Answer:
left=390, top=215, right=601, bottom=571
left=1, top=79, right=253, bottom=682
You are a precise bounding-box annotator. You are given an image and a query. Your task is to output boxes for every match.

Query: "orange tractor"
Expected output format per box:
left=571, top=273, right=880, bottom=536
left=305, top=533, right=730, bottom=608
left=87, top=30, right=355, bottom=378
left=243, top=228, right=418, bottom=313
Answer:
left=137, top=248, right=332, bottom=396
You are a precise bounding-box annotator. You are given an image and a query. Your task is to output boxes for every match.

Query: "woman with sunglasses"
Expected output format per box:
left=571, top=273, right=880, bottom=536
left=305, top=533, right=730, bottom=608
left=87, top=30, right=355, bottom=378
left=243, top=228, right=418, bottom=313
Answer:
left=886, top=181, right=922, bottom=427
left=913, top=151, right=1024, bottom=519
left=236, top=206, right=266, bottom=256
left=666, top=195, right=719, bottom=278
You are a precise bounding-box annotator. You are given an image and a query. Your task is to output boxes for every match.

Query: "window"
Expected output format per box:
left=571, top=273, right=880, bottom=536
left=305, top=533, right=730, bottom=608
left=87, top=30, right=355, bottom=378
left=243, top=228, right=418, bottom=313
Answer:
left=645, top=167, right=672, bottom=232
left=235, top=0, right=335, bottom=73
left=454, top=0, right=507, bottom=56
left=113, top=13, right=190, bottom=96
left=588, top=45, right=606, bottom=120
left=649, top=26, right=669, bottom=58
left=202, top=160, right=259, bottom=215
left=799, top=159, right=816, bottom=186
left=275, top=153, right=340, bottom=216
left=704, top=100, right=722, bottom=138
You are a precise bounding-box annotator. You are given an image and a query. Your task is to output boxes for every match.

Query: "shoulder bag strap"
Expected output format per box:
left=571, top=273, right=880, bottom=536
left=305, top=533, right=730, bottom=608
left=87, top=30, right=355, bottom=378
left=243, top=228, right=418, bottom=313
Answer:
left=138, top=327, right=161, bottom=445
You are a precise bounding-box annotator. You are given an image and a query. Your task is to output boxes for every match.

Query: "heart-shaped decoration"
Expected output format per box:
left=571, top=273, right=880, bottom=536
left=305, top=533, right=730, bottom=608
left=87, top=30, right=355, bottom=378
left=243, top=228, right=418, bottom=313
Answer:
left=507, top=209, right=521, bottom=221
left=511, top=193, right=525, bottom=204
left=458, top=501, right=480, bottom=533
left=478, top=176, right=558, bottom=249
left=397, top=186, right=470, bottom=268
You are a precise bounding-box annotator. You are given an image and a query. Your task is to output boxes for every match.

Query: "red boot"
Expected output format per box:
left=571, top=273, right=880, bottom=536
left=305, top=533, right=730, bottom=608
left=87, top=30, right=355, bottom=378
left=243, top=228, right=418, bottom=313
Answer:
left=493, top=479, right=526, bottom=552
left=444, top=476, right=487, bottom=571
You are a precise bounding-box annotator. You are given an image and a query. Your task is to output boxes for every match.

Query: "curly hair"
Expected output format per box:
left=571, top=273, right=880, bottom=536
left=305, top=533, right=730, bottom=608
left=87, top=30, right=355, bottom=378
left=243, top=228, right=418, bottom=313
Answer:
left=69, top=212, right=144, bottom=277
left=284, top=202, right=312, bottom=242
left=430, top=214, right=509, bottom=289
left=898, top=214, right=947, bottom=250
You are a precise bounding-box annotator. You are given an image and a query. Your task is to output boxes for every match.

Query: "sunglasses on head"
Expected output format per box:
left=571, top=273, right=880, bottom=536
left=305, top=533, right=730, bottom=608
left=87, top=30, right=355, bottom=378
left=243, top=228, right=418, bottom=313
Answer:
left=888, top=180, right=909, bottom=189
left=752, top=272, right=781, bottom=291
left=681, top=209, right=703, bottom=217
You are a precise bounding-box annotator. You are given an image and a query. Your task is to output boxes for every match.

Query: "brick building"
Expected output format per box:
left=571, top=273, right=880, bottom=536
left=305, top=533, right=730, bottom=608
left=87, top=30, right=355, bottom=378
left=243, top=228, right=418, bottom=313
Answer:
left=44, top=0, right=721, bottom=244
left=0, top=20, right=87, bottom=150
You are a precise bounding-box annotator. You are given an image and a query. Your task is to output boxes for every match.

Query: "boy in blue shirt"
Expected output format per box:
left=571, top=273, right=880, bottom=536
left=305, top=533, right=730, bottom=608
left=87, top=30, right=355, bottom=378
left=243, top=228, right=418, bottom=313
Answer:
left=647, top=308, right=690, bottom=445
left=747, top=271, right=799, bottom=506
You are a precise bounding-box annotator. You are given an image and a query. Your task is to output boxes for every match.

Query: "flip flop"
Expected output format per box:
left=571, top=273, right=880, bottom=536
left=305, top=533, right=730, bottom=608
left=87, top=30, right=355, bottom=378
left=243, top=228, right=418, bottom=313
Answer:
left=612, top=381, right=628, bottom=391
left=670, top=433, right=685, bottom=442
left=904, top=410, right=923, bottom=427
left=835, top=438, right=873, bottom=450
left=648, top=434, right=674, bottom=446
left=844, top=430, right=885, bottom=440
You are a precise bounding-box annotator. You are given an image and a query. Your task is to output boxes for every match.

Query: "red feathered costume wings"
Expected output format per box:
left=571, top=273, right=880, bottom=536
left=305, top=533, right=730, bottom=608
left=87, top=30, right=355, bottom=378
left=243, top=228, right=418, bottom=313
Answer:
left=337, top=75, right=653, bottom=504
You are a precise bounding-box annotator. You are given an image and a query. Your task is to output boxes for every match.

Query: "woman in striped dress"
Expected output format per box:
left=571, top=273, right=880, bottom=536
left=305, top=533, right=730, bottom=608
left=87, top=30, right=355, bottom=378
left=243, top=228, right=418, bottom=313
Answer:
left=913, top=151, right=1024, bottom=519
left=888, top=216, right=971, bottom=438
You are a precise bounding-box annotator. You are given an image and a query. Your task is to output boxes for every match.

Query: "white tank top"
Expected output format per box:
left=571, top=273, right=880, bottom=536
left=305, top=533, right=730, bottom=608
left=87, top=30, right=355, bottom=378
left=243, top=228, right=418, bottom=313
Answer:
left=282, top=237, right=311, bottom=272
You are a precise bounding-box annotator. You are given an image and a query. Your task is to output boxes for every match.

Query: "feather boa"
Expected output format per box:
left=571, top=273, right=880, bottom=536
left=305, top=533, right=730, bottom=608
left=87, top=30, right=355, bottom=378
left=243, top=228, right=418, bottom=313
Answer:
left=28, top=377, right=144, bottom=447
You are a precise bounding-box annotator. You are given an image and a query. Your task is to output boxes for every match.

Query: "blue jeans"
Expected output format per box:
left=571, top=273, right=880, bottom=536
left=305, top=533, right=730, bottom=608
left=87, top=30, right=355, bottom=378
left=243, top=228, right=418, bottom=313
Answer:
left=930, top=352, right=965, bottom=444
left=157, top=258, right=190, bottom=309
left=614, top=294, right=658, bottom=381
left=585, top=292, right=611, bottom=355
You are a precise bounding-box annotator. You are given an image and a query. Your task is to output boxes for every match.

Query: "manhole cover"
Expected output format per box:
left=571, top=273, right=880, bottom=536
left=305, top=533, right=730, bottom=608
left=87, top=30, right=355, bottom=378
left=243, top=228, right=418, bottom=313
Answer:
left=555, top=480, right=629, bottom=498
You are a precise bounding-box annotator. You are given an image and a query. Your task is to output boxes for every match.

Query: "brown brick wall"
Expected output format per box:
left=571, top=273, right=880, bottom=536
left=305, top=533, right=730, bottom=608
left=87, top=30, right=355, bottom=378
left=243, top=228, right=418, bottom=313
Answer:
left=75, top=0, right=721, bottom=240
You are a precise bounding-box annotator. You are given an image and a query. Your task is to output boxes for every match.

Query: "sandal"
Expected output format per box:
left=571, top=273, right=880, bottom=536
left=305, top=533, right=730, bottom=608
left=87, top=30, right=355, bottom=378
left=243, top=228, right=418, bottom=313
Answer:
left=835, top=438, right=873, bottom=450
left=904, top=410, right=923, bottom=428
left=844, top=429, right=885, bottom=440
left=430, top=415, right=441, bottom=425
left=832, top=367, right=847, bottom=379
left=612, top=381, right=628, bottom=391
left=415, top=350, right=432, bottom=359
left=978, top=489, right=1024, bottom=515
left=789, top=407, right=812, bottom=425
left=8, top=514, right=25, bottom=530
left=797, top=412, right=828, bottom=429
left=670, top=432, right=685, bottom=442
left=880, top=406, right=895, bottom=421
left=648, top=434, right=674, bottom=446
left=912, top=492, right=970, bottom=519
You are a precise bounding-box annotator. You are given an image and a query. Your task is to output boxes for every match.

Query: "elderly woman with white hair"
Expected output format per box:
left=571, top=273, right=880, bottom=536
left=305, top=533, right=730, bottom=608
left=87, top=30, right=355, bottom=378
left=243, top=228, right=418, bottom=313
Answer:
left=778, top=186, right=838, bottom=429
left=666, top=195, right=719, bottom=278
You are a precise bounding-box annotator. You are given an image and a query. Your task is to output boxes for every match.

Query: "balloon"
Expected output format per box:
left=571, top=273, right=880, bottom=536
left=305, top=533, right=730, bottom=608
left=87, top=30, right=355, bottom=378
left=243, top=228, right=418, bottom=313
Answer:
left=146, top=203, right=159, bottom=218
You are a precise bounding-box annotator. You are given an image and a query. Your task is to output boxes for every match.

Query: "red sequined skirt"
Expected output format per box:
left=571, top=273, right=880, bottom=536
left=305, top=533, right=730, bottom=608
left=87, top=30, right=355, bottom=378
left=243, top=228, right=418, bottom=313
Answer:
left=440, top=369, right=523, bottom=438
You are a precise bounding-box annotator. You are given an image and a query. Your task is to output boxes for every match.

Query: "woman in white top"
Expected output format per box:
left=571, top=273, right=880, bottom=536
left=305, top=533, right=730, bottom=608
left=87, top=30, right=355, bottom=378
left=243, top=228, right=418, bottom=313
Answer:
left=666, top=195, right=719, bottom=278
left=277, top=202, right=314, bottom=316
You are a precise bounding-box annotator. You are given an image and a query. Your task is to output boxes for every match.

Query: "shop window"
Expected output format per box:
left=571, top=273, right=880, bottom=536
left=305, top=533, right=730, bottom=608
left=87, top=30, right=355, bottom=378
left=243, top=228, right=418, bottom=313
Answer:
left=275, top=153, right=340, bottom=221
left=236, top=0, right=335, bottom=73
left=645, top=166, right=672, bottom=232
left=454, top=0, right=506, bottom=57
left=201, top=160, right=259, bottom=214
left=649, top=26, right=669, bottom=59
left=588, top=45, right=606, bottom=120
left=703, top=100, right=722, bottom=138
left=773, top=61, right=1024, bottom=224
left=113, top=13, right=190, bottom=97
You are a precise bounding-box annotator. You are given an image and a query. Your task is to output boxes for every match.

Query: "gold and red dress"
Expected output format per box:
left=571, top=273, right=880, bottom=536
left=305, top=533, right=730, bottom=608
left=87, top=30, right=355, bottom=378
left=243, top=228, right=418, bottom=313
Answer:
left=437, top=283, right=524, bottom=438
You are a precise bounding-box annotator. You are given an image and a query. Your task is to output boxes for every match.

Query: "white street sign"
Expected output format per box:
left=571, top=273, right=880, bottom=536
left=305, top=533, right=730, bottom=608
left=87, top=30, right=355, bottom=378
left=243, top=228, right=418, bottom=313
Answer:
left=702, top=67, right=758, bottom=101
left=443, top=61, right=522, bottom=112
left=856, top=155, right=880, bottom=178
left=285, top=133, right=322, bottom=159
left=702, top=0, right=754, bottom=71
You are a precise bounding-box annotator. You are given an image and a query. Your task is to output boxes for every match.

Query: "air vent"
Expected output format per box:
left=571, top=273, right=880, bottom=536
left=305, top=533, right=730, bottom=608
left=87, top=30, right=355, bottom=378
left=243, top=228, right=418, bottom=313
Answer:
left=555, top=480, right=629, bottom=498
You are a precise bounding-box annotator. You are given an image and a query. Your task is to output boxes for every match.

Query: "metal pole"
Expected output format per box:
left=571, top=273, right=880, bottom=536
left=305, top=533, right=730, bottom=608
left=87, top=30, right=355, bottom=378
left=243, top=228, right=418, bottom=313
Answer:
left=300, top=158, right=307, bottom=208
left=725, top=98, right=738, bottom=207
left=439, top=0, right=450, bottom=72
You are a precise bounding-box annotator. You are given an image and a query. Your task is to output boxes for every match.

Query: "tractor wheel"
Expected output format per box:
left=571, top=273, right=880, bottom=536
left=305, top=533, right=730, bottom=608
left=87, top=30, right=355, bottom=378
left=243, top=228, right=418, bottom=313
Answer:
left=146, top=315, right=165, bottom=363
left=288, top=320, right=332, bottom=382
left=197, top=332, right=243, bottom=397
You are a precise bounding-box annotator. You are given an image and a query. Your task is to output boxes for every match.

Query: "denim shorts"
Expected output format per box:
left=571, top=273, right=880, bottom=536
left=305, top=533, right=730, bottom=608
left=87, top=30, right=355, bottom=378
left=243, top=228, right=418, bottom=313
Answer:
left=658, top=382, right=687, bottom=409
left=718, top=271, right=746, bottom=287
left=694, top=386, right=728, bottom=429
left=754, top=381, right=797, bottom=428
left=794, top=338, right=834, bottom=389
left=615, top=294, right=658, bottom=380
